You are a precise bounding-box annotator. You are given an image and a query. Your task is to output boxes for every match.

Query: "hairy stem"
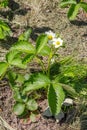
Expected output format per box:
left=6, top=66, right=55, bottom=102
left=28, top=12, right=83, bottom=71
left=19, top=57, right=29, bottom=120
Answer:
left=36, top=57, right=46, bottom=73
left=47, top=52, right=53, bottom=77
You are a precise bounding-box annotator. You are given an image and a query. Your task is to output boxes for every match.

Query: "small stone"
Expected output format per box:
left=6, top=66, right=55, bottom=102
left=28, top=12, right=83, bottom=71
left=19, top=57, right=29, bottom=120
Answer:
left=55, top=111, right=64, bottom=122
left=42, top=107, right=52, bottom=117
left=63, top=98, right=73, bottom=106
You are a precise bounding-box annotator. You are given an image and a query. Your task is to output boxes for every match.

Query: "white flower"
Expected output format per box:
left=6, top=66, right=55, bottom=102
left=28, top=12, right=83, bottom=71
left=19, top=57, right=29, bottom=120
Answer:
left=45, top=30, right=56, bottom=40
left=52, top=38, right=63, bottom=48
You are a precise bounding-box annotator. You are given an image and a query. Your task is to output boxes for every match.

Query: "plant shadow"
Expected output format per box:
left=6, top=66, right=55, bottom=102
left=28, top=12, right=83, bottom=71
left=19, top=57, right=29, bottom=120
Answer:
left=83, top=34, right=87, bottom=37
left=70, top=20, right=87, bottom=26
left=50, top=62, right=60, bottom=79
left=0, top=26, right=53, bottom=50
left=0, top=0, right=30, bottom=21
left=30, top=26, right=53, bottom=41
left=0, top=36, right=18, bottom=49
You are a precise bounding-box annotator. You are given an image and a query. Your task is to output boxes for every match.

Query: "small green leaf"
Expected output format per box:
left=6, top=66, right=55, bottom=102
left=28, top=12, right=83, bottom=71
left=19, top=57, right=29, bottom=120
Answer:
left=0, top=0, right=9, bottom=7
left=0, top=20, right=10, bottom=31
left=6, top=50, right=20, bottom=64
left=60, top=0, right=76, bottom=8
left=11, top=41, right=35, bottom=54
left=68, top=4, right=81, bottom=20
left=0, top=27, right=4, bottom=39
left=80, top=2, right=87, bottom=12
left=10, top=58, right=27, bottom=68
left=26, top=99, right=38, bottom=111
left=14, top=92, right=28, bottom=103
left=18, top=28, right=32, bottom=41
left=36, top=34, right=48, bottom=54
left=14, top=91, right=22, bottom=102
left=22, top=54, right=34, bottom=64
left=16, top=74, right=25, bottom=84
left=48, top=83, right=65, bottom=115
left=9, top=85, right=19, bottom=92
left=39, top=45, right=51, bottom=56
left=0, top=20, right=11, bottom=39
left=21, top=95, right=28, bottom=103
left=7, top=71, right=17, bottom=86
left=13, top=103, right=25, bottom=115
left=0, top=62, right=8, bottom=77
left=30, top=113, right=36, bottom=122
left=6, top=50, right=27, bottom=68
left=60, top=83, right=78, bottom=97
left=23, top=73, right=50, bottom=94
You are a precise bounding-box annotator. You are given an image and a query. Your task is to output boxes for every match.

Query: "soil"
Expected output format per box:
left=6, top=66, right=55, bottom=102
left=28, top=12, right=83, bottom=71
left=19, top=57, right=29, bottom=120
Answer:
left=0, top=0, right=87, bottom=130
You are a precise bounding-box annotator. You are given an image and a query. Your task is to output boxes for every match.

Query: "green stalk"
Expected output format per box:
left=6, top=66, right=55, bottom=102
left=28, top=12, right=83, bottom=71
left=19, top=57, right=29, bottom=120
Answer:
left=47, top=46, right=57, bottom=77
left=0, top=69, right=7, bottom=80
left=0, top=64, right=9, bottom=80
left=36, top=57, right=46, bottom=74
left=47, top=52, right=53, bottom=77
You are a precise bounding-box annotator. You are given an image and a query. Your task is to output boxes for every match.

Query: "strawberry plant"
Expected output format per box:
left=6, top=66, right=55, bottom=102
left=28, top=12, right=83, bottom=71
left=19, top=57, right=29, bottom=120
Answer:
left=0, top=29, right=87, bottom=118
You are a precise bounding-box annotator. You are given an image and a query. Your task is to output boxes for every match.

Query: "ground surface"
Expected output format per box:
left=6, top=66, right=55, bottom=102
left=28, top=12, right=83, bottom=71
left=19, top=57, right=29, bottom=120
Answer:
left=0, top=0, right=87, bottom=130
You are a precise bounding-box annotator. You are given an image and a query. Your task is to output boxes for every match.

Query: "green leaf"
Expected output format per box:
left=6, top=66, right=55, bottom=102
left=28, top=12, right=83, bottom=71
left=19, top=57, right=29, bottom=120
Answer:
left=14, top=91, right=28, bottom=103
left=26, top=99, right=38, bottom=111
left=10, top=58, right=27, bottom=68
left=7, top=71, right=17, bottom=86
left=6, top=50, right=27, bottom=68
left=14, top=91, right=22, bottom=102
left=0, top=20, right=11, bottom=39
left=13, top=103, right=25, bottom=115
left=0, top=0, right=9, bottom=7
left=0, top=27, right=4, bottom=39
left=60, top=0, right=76, bottom=8
left=39, top=45, right=51, bottom=56
left=22, top=54, right=34, bottom=64
left=60, top=83, right=78, bottom=97
left=68, top=4, right=81, bottom=20
left=23, top=73, right=50, bottom=94
left=11, top=41, right=35, bottom=54
left=0, top=62, right=8, bottom=77
left=36, top=34, right=48, bottom=54
left=80, top=2, right=87, bottom=12
left=30, top=113, right=36, bottom=122
left=6, top=50, right=20, bottom=64
left=8, top=72, right=24, bottom=90
left=16, top=73, right=25, bottom=84
left=18, top=28, right=32, bottom=41
left=0, top=20, right=10, bottom=32
left=48, top=83, right=65, bottom=115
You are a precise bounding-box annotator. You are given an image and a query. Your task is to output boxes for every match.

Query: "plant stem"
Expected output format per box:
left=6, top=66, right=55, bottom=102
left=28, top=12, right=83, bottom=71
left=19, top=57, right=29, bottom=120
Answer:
left=36, top=57, right=46, bottom=74
left=47, top=52, right=53, bottom=77
left=47, top=47, right=58, bottom=78
left=0, top=67, right=8, bottom=80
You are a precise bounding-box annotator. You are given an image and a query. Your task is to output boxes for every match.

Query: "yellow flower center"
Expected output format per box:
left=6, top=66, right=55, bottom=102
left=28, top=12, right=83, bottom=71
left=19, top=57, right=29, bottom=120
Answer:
left=48, top=35, right=53, bottom=40
left=56, top=41, right=60, bottom=45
